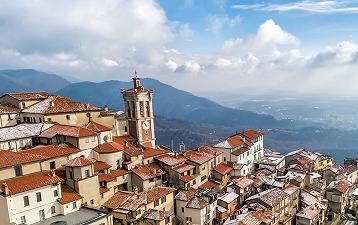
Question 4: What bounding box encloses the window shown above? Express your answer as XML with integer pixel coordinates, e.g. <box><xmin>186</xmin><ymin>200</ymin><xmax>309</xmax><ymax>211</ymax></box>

<box><xmin>139</xmin><ymin>101</ymin><xmax>144</xmax><ymax>117</ymax></box>
<box><xmin>91</xmin><ymin>136</ymin><xmax>96</xmax><ymax>142</ymax></box>
<box><xmin>90</xmin><ymin>199</ymin><xmax>94</xmax><ymax>205</ymax></box>
<box><xmin>50</xmin><ymin>161</ymin><xmax>56</xmax><ymax>169</ymax></box>
<box><xmin>136</xmin><ymin>209</ymin><xmax>141</xmax><ymax>216</ymax></box>
<box><xmin>7</xmin><ymin>114</ymin><xmax>11</xmax><ymax>120</ymax></box>
<box><xmin>51</xmin><ymin>206</ymin><xmax>56</xmax><ymax>214</ymax></box>
<box><xmin>19</xmin><ymin>140</ymin><xmax>24</xmax><ymax>147</ymax></box>
<box><xmin>20</xmin><ymin>216</ymin><xmax>26</xmax><ymax>224</ymax></box>
<box><xmin>181</xmin><ymin>207</ymin><xmax>184</xmax><ymax>213</ymax></box>
<box><xmin>8</xmin><ymin>142</ymin><xmax>13</xmax><ymax>149</ymax></box>
<box><xmin>14</xmin><ymin>165</ymin><xmax>23</xmax><ymax>176</ymax></box>
<box><xmin>85</xmin><ymin>169</ymin><xmax>90</xmax><ymax>177</ymax></box>
<box><xmin>202</xmin><ymin>166</ymin><xmax>205</xmax><ymax>171</ymax></box>
<box><xmin>146</xmin><ymin>101</ymin><xmax>150</xmax><ymax>117</ymax></box>
<box><xmin>23</xmin><ymin>196</ymin><xmax>29</xmax><ymax>207</ymax></box>
<box><xmin>161</xmin><ymin>196</ymin><xmax>166</xmax><ymax>203</ymax></box>
<box><xmin>39</xmin><ymin>209</ymin><xmax>45</xmax><ymax>221</ymax></box>
<box><xmin>124</xmin><ymin>126</ymin><xmax>128</xmax><ymax>132</ymax></box>
<box><xmin>201</xmin><ymin>175</ymin><xmax>207</xmax><ymax>181</ymax></box>
<box><xmin>66</xmin><ymin>115</ymin><xmax>70</xmax><ymax>120</ymax></box>
<box><xmin>186</xmin><ymin>217</ymin><xmax>192</xmax><ymax>222</ymax></box>
<box><xmin>73</xmin><ymin>201</ymin><xmax>77</xmax><ymax>209</ymax></box>
<box><xmin>154</xmin><ymin>199</ymin><xmax>159</xmax><ymax>207</ymax></box>
<box><xmin>69</xmin><ymin>171</ymin><xmax>73</xmax><ymax>179</ymax></box>
<box><xmin>149</xmin><ymin>178</ymin><xmax>154</xmax><ymax>183</ymax></box>
<box><xmin>54</xmin><ymin>190</ymin><xmax>58</xmax><ymax>197</ymax></box>
<box><xmin>193</xmin><ymin>180</ymin><xmax>196</xmax><ymax>185</ymax></box>
<box><xmin>85</xmin><ymin>137</ymin><xmax>89</xmax><ymax>143</ymax></box>
<box><xmin>21</xmin><ymin>102</ymin><xmax>26</xmax><ymax>108</ymax></box>
<box><xmin>47</xmin><ymin>118</ymin><xmax>52</xmax><ymax>121</ymax></box>
<box><xmin>36</xmin><ymin>192</ymin><xmax>42</xmax><ymax>202</ymax></box>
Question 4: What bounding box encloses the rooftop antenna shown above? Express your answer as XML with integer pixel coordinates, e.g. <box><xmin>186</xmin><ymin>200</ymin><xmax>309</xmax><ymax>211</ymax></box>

<box><xmin>134</xmin><ymin>70</ymin><xmax>138</xmax><ymax>78</ymax></box>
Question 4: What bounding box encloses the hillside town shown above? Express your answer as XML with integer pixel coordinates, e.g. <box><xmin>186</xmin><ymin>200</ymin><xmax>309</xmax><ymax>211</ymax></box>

<box><xmin>0</xmin><ymin>77</ymin><xmax>358</xmax><ymax>225</ymax></box>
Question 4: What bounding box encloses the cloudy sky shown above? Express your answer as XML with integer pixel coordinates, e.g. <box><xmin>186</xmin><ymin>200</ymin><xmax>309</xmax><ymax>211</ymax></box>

<box><xmin>1</xmin><ymin>0</ymin><xmax>358</xmax><ymax>98</ymax></box>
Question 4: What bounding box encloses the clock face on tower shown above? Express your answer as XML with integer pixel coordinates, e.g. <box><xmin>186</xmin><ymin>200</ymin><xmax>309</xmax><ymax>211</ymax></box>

<box><xmin>142</xmin><ymin>121</ymin><xmax>150</xmax><ymax>131</ymax></box>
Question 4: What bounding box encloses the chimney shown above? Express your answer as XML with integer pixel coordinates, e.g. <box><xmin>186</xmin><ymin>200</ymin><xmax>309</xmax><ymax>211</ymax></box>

<box><xmin>2</xmin><ymin>182</ymin><xmax>9</xmax><ymax>196</ymax></box>
<box><xmin>50</xmin><ymin>101</ymin><xmax>55</xmax><ymax>107</ymax></box>
<box><xmin>104</xmin><ymin>105</ymin><xmax>109</xmax><ymax>112</ymax></box>
<box><xmin>50</xmin><ymin>169</ymin><xmax>56</xmax><ymax>177</ymax></box>
<box><xmin>84</xmin><ymin>103</ymin><xmax>89</xmax><ymax>108</ymax></box>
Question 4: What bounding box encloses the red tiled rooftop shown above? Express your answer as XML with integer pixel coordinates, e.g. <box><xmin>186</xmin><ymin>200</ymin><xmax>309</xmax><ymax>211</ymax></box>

<box><xmin>0</xmin><ymin>150</ymin><xmax>46</xmax><ymax>169</ymax></box>
<box><xmin>110</xmin><ymin>169</ymin><xmax>130</xmax><ymax>178</ymax></box>
<box><xmin>93</xmin><ymin>142</ymin><xmax>124</xmax><ymax>153</ymax></box>
<box><xmin>6</xmin><ymin>92</ymin><xmax>49</xmax><ymax>101</ymax></box>
<box><xmin>0</xmin><ymin>103</ymin><xmax>19</xmax><ymax>113</ymax></box>
<box><xmin>24</xmin><ymin>143</ymin><xmax>80</xmax><ymax>159</ymax></box>
<box><xmin>99</xmin><ymin>173</ymin><xmax>115</xmax><ymax>182</ymax></box>
<box><xmin>172</xmin><ymin>163</ymin><xmax>195</xmax><ymax>174</ymax></box>
<box><xmin>100</xmin><ymin>187</ymin><xmax>110</xmax><ymax>194</ymax></box>
<box><xmin>198</xmin><ymin>180</ymin><xmax>216</xmax><ymax>190</ymax></box>
<box><xmin>183</xmin><ymin>146</ymin><xmax>217</xmax><ymax>164</ymax></box>
<box><xmin>214</xmin><ymin>163</ymin><xmax>233</xmax><ymax>175</ymax></box>
<box><xmin>175</xmin><ymin>188</ymin><xmax>197</xmax><ymax>201</ymax></box>
<box><xmin>113</xmin><ymin>135</ymin><xmax>136</xmax><ymax>145</ymax></box>
<box><xmin>132</xmin><ymin>163</ymin><xmax>166</xmax><ymax>180</ymax></box>
<box><xmin>155</xmin><ymin>154</ymin><xmax>186</xmax><ymax>166</ymax></box>
<box><xmin>180</xmin><ymin>175</ymin><xmax>194</xmax><ymax>183</ymax></box>
<box><xmin>58</xmin><ymin>184</ymin><xmax>82</xmax><ymax>205</ymax></box>
<box><xmin>93</xmin><ymin>161</ymin><xmax>112</xmax><ymax>172</ymax></box>
<box><xmin>243</xmin><ymin>130</ymin><xmax>264</xmax><ymax>140</ymax></box>
<box><xmin>39</xmin><ymin>124</ymin><xmax>96</xmax><ymax>138</ymax></box>
<box><xmin>0</xmin><ymin>171</ymin><xmax>63</xmax><ymax>196</ymax></box>
<box><xmin>143</xmin><ymin>147</ymin><xmax>168</xmax><ymax>159</ymax></box>
<box><xmin>231</xmin><ymin>146</ymin><xmax>250</xmax><ymax>156</ymax></box>
<box><xmin>83</xmin><ymin>121</ymin><xmax>112</xmax><ymax>132</ymax></box>
<box><xmin>22</xmin><ymin>95</ymin><xmax>100</xmax><ymax>114</ymax></box>
<box><xmin>103</xmin><ymin>190</ymin><xmax>134</xmax><ymax>209</ymax></box>
<box><xmin>62</xmin><ymin>157</ymin><xmax>95</xmax><ymax>167</ymax></box>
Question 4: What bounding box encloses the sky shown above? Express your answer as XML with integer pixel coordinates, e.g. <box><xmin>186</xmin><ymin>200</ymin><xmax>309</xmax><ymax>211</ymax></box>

<box><xmin>1</xmin><ymin>0</ymin><xmax>358</xmax><ymax>99</ymax></box>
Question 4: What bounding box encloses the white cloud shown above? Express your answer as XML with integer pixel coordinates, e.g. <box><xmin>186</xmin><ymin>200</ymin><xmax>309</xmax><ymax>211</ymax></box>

<box><xmin>208</xmin><ymin>14</ymin><xmax>241</xmax><ymax>34</ymax></box>
<box><xmin>101</xmin><ymin>58</ymin><xmax>119</xmax><ymax>67</ymax></box>
<box><xmin>175</xmin><ymin>61</ymin><xmax>201</xmax><ymax>73</ymax></box>
<box><xmin>232</xmin><ymin>1</ymin><xmax>358</xmax><ymax>14</ymax></box>
<box><xmin>223</xmin><ymin>19</ymin><xmax>298</xmax><ymax>51</ymax></box>
<box><xmin>165</xmin><ymin>59</ymin><xmax>178</xmax><ymax>72</ymax></box>
<box><xmin>179</xmin><ymin>23</ymin><xmax>194</xmax><ymax>41</ymax></box>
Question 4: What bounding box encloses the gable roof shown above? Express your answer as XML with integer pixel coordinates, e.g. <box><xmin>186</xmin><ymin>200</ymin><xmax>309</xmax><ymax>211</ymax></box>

<box><xmin>5</xmin><ymin>92</ymin><xmax>49</xmax><ymax>101</ymax></box>
<box><xmin>62</xmin><ymin>157</ymin><xmax>95</xmax><ymax>167</ymax></box>
<box><xmin>175</xmin><ymin>188</ymin><xmax>198</xmax><ymax>201</ymax></box>
<box><xmin>0</xmin><ymin>150</ymin><xmax>46</xmax><ymax>169</ymax></box>
<box><xmin>24</xmin><ymin>143</ymin><xmax>80</xmax><ymax>159</ymax></box>
<box><xmin>0</xmin><ymin>123</ymin><xmax>54</xmax><ymax>141</ymax></box>
<box><xmin>214</xmin><ymin>163</ymin><xmax>233</xmax><ymax>175</ymax></box>
<box><xmin>155</xmin><ymin>154</ymin><xmax>186</xmax><ymax>166</ymax></box>
<box><xmin>143</xmin><ymin>147</ymin><xmax>168</xmax><ymax>159</ymax></box>
<box><xmin>0</xmin><ymin>171</ymin><xmax>63</xmax><ymax>196</ymax></box>
<box><xmin>83</xmin><ymin>121</ymin><xmax>112</xmax><ymax>132</ymax></box>
<box><xmin>0</xmin><ymin>103</ymin><xmax>19</xmax><ymax>113</ymax></box>
<box><xmin>132</xmin><ymin>163</ymin><xmax>166</xmax><ymax>180</ymax></box>
<box><xmin>39</xmin><ymin>124</ymin><xmax>96</xmax><ymax>138</ymax></box>
<box><xmin>103</xmin><ymin>190</ymin><xmax>134</xmax><ymax>210</ymax></box>
<box><xmin>183</xmin><ymin>146</ymin><xmax>218</xmax><ymax>164</ymax></box>
<box><xmin>22</xmin><ymin>95</ymin><xmax>100</xmax><ymax>114</ymax></box>
<box><xmin>58</xmin><ymin>184</ymin><xmax>83</xmax><ymax>205</ymax></box>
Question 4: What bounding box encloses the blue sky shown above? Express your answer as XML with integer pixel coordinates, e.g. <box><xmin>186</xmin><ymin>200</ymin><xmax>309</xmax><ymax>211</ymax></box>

<box><xmin>0</xmin><ymin>0</ymin><xmax>358</xmax><ymax>98</ymax></box>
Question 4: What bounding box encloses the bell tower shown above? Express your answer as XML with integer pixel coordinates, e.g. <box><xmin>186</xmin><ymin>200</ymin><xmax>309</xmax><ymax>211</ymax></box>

<box><xmin>121</xmin><ymin>73</ymin><xmax>156</xmax><ymax>148</ymax></box>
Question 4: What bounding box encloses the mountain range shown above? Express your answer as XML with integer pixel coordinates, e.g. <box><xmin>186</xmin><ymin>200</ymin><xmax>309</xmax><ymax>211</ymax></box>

<box><xmin>0</xmin><ymin>69</ymin><xmax>357</xmax><ymax>162</ymax></box>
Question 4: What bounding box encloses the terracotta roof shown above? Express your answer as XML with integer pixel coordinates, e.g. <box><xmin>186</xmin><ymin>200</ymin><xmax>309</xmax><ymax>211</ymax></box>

<box><xmin>120</xmin><ymin>187</ymin><xmax>176</xmax><ymax>211</ymax></box>
<box><xmin>123</xmin><ymin>146</ymin><xmax>143</xmax><ymax>157</ymax></box>
<box><xmin>327</xmin><ymin>179</ymin><xmax>351</xmax><ymax>193</ymax></box>
<box><xmin>0</xmin><ymin>150</ymin><xmax>46</xmax><ymax>169</ymax></box>
<box><xmin>231</xmin><ymin>146</ymin><xmax>250</xmax><ymax>156</ymax></box>
<box><xmin>248</xmin><ymin>188</ymin><xmax>288</xmax><ymax>207</ymax></box>
<box><xmin>24</xmin><ymin>143</ymin><xmax>80</xmax><ymax>159</ymax></box>
<box><xmin>83</xmin><ymin>121</ymin><xmax>112</xmax><ymax>132</ymax></box>
<box><xmin>132</xmin><ymin>163</ymin><xmax>166</xmax><ymax>180</ymax></box>
<box><xmin>58</xmin><ymin>185</ymin><xmax>82</xmax><ymax>205</ymax></box>
<box><xmin>0</xmin><ymin>103</ymin><xmax>19</xmax><ymax>113</ymax></box>
<box><xmin>62</xmin><ymin>157</ymin><xmax>95</xmax><ymax>167</ymax></box>
<box><xmin>172</xmin><ymin>163</ymin><xmax>195</xmax><ymax>174</ymax></box>
<box><xmin>6</xmin><ymin>92</ymin><xmax>49</xmax><ymax>101</ymax></box>
<box><xmin>93</xmin><ymin>161</ymin><xmax>112</xmax><ymax>172</ymax></box>
<box><xmin>296</xmin><ymin>205</ymin><xmax>321</xmax><ymax>220</ymax></box>
<box><xmin>143</xmin><ymin>147</ymin><xmax>168</xmax><ymax>159</ymax></box>
<box><xmin>198</xmin><ymin>180</ymin><xmax>216</xmax><ymax>190</ymax></box>
<box><xmin>113</xmin><ymin>135</ymin><xmax>136</xmax><ymax>145</ymax></box>
<box><xmin>99</xmin><ymin>173</ymin><xmax>115</xmax><ymax>182</ymax></box>
<box><xmin>155</xmin><ymin>154</ymin><xmax>187</xmax><ymax>166</ymax></box>
<box><xmin>93</xmin><ymin>142</ymin><xmax>124</xmax><ymax>153</ymax></box>
<box><xmin>183</xmin><ymin>146</ymin><xmax>218</xmax><ymax>164</ymax></box>
<box><xmin>22</xmin><ymin>95</ymin><xmax>100</xmax><ymax>114</ymax></box>
<box><xmin>0</xmin><ymin>123</ymin><xmax>54</xmax><ymax>141</ymax></box>
<box><xmin>214</xmin><ymin>133</ymin><xmax>255</xmax><ymax>149</ymax></box>
<box><xmin>0</xmin><ymin>171</ymin><xmax>63</xmax><ymax>196</ymax></box>
<box><xmin>214</xmin><ymin>163</ymin><xmax>233</xmax><ymax>175</ymax></box>
<box><xmin>103</xmin><ymin>190</ymin><xmax>134</xmax><ymax>209</ymax></box>
<box><xmin>180</xmin><ymin>175</ymin><xmax>194</xmax><ymax>183</ymax></box>
<box><xmin>243</xmin><ymin>130</ymin><xmax>264</xmax><ymax>139</ymax></box>
<box><xmin>186</xmin><ymin>197</ymin><xmax>208</xmax><ymax>209</ymax></box>
<box><xmin>109</xmin><ymin>169</ymin><xmax>130</xmax><ymax>178</ymax></box>
<box><xmin>231</xmin><ymin>176</ymin><xmax>254</xmax><ymax>189</ymax></box>
<box><xmin>39</xmin><ymin>124</ymin><xmax>96</xmax><ymax>138</ymax></box>
<box><xmin>175</xmin><ymin>188</ymin><xmax>198</xmax><ymax>201</ymax></box>
<box><xmin>143</xmin><ymin>209</ymin><xmax>173</xmax><ymax>221</ymax></box>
